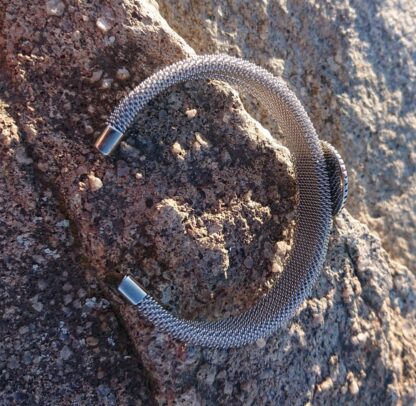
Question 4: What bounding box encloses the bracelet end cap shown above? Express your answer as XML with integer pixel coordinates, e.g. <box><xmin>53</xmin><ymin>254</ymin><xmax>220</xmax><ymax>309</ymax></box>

<box><xmin>118</xmin><ymin>275</ymin><xmax>147</xmax><ymax>305</ymax></box>
<box><xmin>94</xmin><ymin>125</ymin><xmax>124</xmax><ymax>156</ymax></box>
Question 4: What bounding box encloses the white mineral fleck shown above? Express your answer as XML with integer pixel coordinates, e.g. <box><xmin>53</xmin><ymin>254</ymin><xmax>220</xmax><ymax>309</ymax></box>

<box><xmin>96</xmin><ymin>17</ymin><xmax>113</xmax><ymax>33</ymax></box>
<box><xmin>72</xmin><ymin>30</ymin><xmax>81</xmax><ymax>41</ymax></box>
<box><xmin>349</xmin><ymin>378</ymin><xmax>359</xmax><ymax>395</ymax></box>
<box><xmin>46</xmin><ymin>0</ymin><xmax>65</xmax><ymax>16</ymax></box>
<box><xmin>318</xmin><ymin>377</ymin><xmax>333</xmax><ymax>392</ymax></box>
<box><xmin>101</xmin><ymin>78</ymin><xmax>113</xmax><ymax>89</ymax></box>
<box><xmin>185</xmin><ymin>108</ymin><xmax>197</xmax><ymax>119</ymax></box>
<box><xmin>195</xmin><ymin>132</ymin><xmax>209</xmax><ymax>147</ymax></box>
<box><xmin>88</xmin><ymin>174</ymin><xmax>103</xmax><ymax>192</ymax></box>
<box><xmin>116</xmin><ymin>67</ymin><xmax>130</xmax><ymax>81</ymax></box>
<box><xmin>172</xmin><ymin>141</ymin><xmax>186</xmax><ymax>158</ymax></box>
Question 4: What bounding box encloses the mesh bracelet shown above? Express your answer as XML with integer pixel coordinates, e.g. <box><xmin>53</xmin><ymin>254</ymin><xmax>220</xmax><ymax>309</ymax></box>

<box><xmin>94</xmin><ymin>54</ymin><xmax>348</xmax><ymax>348</ymax></box>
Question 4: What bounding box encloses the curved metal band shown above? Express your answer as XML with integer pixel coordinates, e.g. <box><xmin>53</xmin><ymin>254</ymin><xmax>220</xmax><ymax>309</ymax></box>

<box><xmin>96</xmin><ymin>54</ymin><xmax>333</xmax><ymax>348</ymax></box>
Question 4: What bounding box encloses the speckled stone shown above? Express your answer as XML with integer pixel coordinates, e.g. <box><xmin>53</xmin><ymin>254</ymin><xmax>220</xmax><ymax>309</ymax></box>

<box><xmin>158</xmin><ymin>0</ymin><xmax>416</xmax><ymax>273</ymax></box>
<box><xmin>1</xmin><ymin>0</ymin><xmax>416</xmax><ymax>405</ymax></box>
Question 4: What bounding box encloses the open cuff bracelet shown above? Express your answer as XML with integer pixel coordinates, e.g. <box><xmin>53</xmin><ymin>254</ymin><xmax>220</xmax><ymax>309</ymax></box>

<box><xmin>95</xmin><ymin>54</ymin><xmax>348</xmax><ymax>348</ymax></box>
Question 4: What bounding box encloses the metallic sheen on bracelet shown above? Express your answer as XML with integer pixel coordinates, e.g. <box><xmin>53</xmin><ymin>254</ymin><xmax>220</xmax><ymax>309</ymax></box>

<box><xmin>94</xmin><ymin>54</ymin><xmax>348</xmax><ymax>348</ymax></box>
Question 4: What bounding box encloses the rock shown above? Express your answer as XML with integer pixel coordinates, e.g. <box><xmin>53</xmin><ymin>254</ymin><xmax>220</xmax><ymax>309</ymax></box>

<box><xmin>1</xmin><ymin>0</ymin><xmax>415</xmax><ymax>405</ymax></box>
<box><xmin>88</xmin><ymin>174</ymin><xmax>103</xmax><ymax>192</ymax></box>
<box><xmin>185</xmin><ymin>108</ymin><xmax>197</xmax><ymax>119</ymax></box>
<box><xmin>171</xmin><ymin>141</ymin><xmax>186</xmax><ymax>158</ymax></box>
<box><xmin>157</xmin><ymin>0</ymin><xmax>416</xmax><ymax>272</ymax></box>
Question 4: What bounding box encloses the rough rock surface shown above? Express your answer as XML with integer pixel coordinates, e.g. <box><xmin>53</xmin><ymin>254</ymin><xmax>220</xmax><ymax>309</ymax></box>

<box><xmin>1</xmin><ymin>0</ymin><xmax>415</xmax><ymax>405</ymax></box>
<box><xmin>158</xmin><ymin>0</ymin><xmax>416</xmax><ymax>272</ymax></box>
<box><xmin>0</xmin><ymin>100</ymin><xmax>153</xmax><ymax>404</ymax></box>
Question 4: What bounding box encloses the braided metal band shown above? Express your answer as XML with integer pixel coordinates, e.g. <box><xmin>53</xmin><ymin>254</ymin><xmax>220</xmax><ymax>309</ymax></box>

<box><xmin>95</xmin><ymin>54</ymin><xmax>348</xmax><ymax>348</ymax></box>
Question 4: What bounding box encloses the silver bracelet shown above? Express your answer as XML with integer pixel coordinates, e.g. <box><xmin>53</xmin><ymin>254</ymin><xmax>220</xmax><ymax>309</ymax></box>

<box><xmin>95</xmin><ymin>54</ymin><xmax>348</xmax><ymax>348</ymax></box>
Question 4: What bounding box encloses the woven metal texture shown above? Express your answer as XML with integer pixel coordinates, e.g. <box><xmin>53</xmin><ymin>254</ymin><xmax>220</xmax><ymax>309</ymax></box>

<box><xmin>108</xmin><ymin>54</ymin><xmax>334</xmax><ymax>348</ymax></box>
<box><xmin>321</xmin><ymin>141</ymin><xmax>349</xmax><ymax>216</ymax></box>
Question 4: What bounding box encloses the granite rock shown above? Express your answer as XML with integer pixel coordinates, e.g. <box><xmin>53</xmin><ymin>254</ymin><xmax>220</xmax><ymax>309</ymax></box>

<box><xmin>1</xmin><ymin>0</ymin><xmax>415</xmax><ymax>404</ymax></box>
<box><xmin>0</xmin><ymin>100</ymin><xmax>152</xmax><ymax>404</ymax></box>
<box><xmin>158</xmin><ymin>0</ymin><xmax>416</xmax><ymax>272</ymax></box>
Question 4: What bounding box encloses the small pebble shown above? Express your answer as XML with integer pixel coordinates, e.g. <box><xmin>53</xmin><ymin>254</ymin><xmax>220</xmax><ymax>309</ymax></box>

<box><xmin>96</xmin><ymin>17</ymin><xmax>113</xmax><ymax>33</ymax></box>
<box><xmin>88</xmin><ymin>174</ymin><xmax>103</xmax><ymax>192</ymax></box>
<box><xmin>116</xmin><ymin>67</ymin><xmax>130</xmax><ymax>81</ymax></box>
<box><xmin>185</xmin><ymin>108</ymin><xmax>197</xmax><ymax>119</ymax></box>
<box><xmin>46</xmin><ymin>0</ymin><xmax>65</xmax><ymax>16</ymax></box>
<box><xmin>172</xmin><ymin>141</ymin><xmax>186</xmax><ymax>158</ymax></box>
